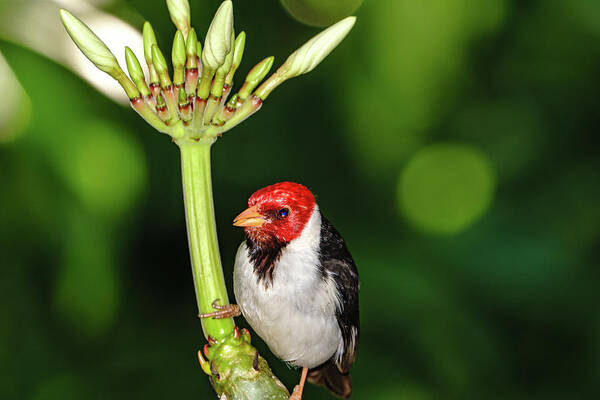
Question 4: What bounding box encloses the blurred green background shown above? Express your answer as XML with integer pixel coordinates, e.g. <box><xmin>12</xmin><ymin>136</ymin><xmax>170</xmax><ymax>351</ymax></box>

<box><xmin>1</xmin><ymin>0</ymin><xmax>600</xmax><ymax>399</ymax></box>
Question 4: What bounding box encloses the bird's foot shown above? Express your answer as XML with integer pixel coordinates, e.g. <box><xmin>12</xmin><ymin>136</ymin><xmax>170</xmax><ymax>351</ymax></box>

<box><xmin>288</xmin><ymin>384</ymin><xmax>303</xmax><ymax>400</ymax></box>
<box><xmin>198</xmin><ymin>299</ymin><xmax>241</xmax><ymax>319</ymax></box>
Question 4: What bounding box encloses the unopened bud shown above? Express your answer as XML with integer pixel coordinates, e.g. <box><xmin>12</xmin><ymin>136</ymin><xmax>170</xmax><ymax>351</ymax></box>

<box><xmin>185</xmin><ymin>28</ymin><xmax>198</xmax><ymax>70</ymax></box>
<box><xmin>125</xmin><ymin>47</ymin><xmax>150</xmax><ymax>97</ymax></box>
<box><xmin>172</xmin><ymin>31</ymin><xmax>186</xmax><ymax>68</ymax></box>
<box><xmin>143</xmin><ymin>21</ymin><xmax>160</xmax><ymax>84</ymax></box>
<box><xmin>172</xmin><ymin>31</ymin><xmax>186</xmax><ymax>85</ymax></box>
<box><xmin>59</xmin><ymin>9</ymin><xmax>120</xmax><ymax>77</ymax></box>
<box><xmin>59</xmin><ymin>9</ymin><xmax>139</xmax><ymax>99</ymax></box>
<box><xmin>239</xmin><ymin>56</ymin><xmax>274</xmax><ymax>101</ymax></box>
<box><xmin>152</xmin><ymin>45</ymin><xmax>172</xmax><ymax>88</ymax></box>
<box><xmin>281</xmin><ymin>16</ymin><xmax>355</xmax><ymax>78</ymax></box>
<box><xmin>225</xmin><ymin>31</ymin><xmax>246</xmax><ymax>85</ymax></box>
<box><xmin>166</xmin><ymin>0</ymin><xmax>191</xmax><ymax>38</ymax></box>
<box><xmin>255</xmin><ymin>16</ymin><xmax>356</xmax><ymax>99</ymax></box>
<box><xmin>202</xmin><ymin>0</ymin><xmax>234</xmax><ymax>71</ymax></box>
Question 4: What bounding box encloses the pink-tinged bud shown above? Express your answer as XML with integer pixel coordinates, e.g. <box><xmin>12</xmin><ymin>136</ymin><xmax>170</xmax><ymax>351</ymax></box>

<box><xmin>185</xmin><ymin>68</ymin><xmax>199</xmax><ymax>95</ymax></box>
<box><xmin>172</xmin><ymin>30</ymin><xmax>186</xmax><ymax>85</ymax></box>
<box><xmin>185</xmin><ymin>28</ymin><xmax>198</xmax><ymax>70</ymax></box>
<box><xmin>142</xmin><ymin>21</ymin><xmax>160</xmax><ymax>85</ymax></box>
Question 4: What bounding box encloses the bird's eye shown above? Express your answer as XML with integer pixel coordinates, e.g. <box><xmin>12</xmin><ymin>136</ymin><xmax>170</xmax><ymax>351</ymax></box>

<box><xmin>277</xmin><ymin>208</ymin><xmax>289</xmax><ymax>219</ymax></box>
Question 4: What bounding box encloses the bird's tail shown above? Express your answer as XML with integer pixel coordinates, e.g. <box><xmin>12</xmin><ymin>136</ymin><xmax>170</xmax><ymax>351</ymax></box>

<box><xmin>308</xmin><ymin>361</ymin><xmax>352</xmax><ymax>398</ymax></box>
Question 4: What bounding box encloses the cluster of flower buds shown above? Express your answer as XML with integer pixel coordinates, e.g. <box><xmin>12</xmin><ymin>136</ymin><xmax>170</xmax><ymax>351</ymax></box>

<box><xmin>59</xmin><ymin>0</ymin><xmax>355</xmax><ymax>143</ymax></box>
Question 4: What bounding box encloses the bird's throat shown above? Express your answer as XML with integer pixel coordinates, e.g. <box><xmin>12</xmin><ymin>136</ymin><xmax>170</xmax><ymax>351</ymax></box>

<box><xmin>245</xmin><ymin>236</ymin><xmax>287</xmax><ymax>288</ymax></box>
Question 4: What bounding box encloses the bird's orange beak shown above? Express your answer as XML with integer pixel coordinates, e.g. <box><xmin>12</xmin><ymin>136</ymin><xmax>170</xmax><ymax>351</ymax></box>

<box><xmin>233</xmin><ymin>205</ymin><xmax>265</xmax><ymax>227</ymax></box>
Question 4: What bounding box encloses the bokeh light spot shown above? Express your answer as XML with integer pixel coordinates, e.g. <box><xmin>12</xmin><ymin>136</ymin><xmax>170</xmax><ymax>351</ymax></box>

<box><xmin>59</xmin><ymin>120</ymin><xmax>146</xmax><ymax>220</ymax></box>
<box><xmin>280</xmin><ymin>0</ymin><xmax>363</xmax><ymax>27</ymax></box>
<box><xmin>399</xmin><ymin>143</ymin><xmax>496</xmax><ymax>235</ymax></box>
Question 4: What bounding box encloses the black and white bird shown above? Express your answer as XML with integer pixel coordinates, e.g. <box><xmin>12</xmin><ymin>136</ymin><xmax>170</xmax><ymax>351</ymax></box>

<box><xmin>203</xmin><ymin>182</ymin><xmax>359</xmax><ymax>399</ymax></box>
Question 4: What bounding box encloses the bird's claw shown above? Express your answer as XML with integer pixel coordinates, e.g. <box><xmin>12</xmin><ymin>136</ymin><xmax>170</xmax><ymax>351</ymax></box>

<box><xmin>198</xmin><ymin>299</ymin><xmax>242</xmax><ymax>319</ymax></box>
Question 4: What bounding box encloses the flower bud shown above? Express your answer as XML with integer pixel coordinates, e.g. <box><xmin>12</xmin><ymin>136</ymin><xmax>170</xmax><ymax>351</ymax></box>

<box><xmin>143</xmin><ymin>21</ymin><xmax>160</xmax><ymax>84</ymax></box>
<box><xmin>185</xmin><ymin>28</ymin><xmax>198</xmax><ymax>70</ymax></box>
<box><xmin>59</xmin><ymin>9</ymin><xmax>120</xmax><ymax>77</ymax></box>
<box><xmin>166</xmin><ymin>0</ymin><xmax>191</xmax><ymax>37</ymax></box>
<box><xmin>151</xmin><ymin>44</ymin><xmax>172</xmax><ymax>88</ymax></box>
<box><xmin>225</xmin><ymin>32</ymin><xmax>246</xmax><ymax>85</ymax></box>
<box><xmin>281</xmin><ymin>16</ymin><xmax>355</xmax><ymax>78</ymax></box>
<box><xmin>172</xmin><ymin>31</ymin><xmax>186</xmax><ymax>85</ymax></box>
<box><xmin>202</xmin><ymin>0</ymin><xmax>234</xmax><ymax>71</ymax></box>
<box><xmin>239</xmin><ymin>56</ymin><xmax>274</xmax><ymax>101</ymax></box>
<box><xmin>255</xmin><ymin>16</ymin><xmax>356</xmax><ymax>99</ymax></box>
<box><xmin>59</xmin><ymin>9</ymin><xmax>139</xmax><ymax>99</ymax></box>
<box><xmin>125</xmin><ymin>47</ymin><xmax>150</xmax><ymax>97</ymax></box>
<box><xmin>172</xmin><ymin>31</ymin><xmax>187</xmax><ymax>68</ymax></box>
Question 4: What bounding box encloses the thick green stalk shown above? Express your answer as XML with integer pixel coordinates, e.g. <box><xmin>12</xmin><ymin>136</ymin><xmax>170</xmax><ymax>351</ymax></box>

<box><xmin>179</xmin><ymin>141</ymin><xmax>234</xmax><ymax>339</ymax></box>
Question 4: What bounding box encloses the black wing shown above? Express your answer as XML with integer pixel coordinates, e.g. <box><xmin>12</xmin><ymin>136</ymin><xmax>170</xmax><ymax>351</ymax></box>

<box><xmin>318</xmin><ymin>212</ymin><xmax>360</xmax><ymax>373</ymax></box>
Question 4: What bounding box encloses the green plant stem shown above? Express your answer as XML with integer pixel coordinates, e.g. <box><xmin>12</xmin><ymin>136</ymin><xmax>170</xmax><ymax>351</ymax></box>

<box><xmin>179</xmin><ymin>140</ymin><xmax>234</xmax><ymax>340</ymax></box>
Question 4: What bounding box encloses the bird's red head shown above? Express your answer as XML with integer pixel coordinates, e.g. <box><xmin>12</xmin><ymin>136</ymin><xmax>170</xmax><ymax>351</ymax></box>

<box><xmin>233</xmin><ymin>182</ymin><xmax>316</xmax><ymax>245</ymax></box>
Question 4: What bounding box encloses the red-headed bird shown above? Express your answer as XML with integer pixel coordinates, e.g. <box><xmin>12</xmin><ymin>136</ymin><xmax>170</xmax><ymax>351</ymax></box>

<box><xmin>202</xmin><ymin>182</ymin><xmax>359</xmax><ymax>399</ymax></box>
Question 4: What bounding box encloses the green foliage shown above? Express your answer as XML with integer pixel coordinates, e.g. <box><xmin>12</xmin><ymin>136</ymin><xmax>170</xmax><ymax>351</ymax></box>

<box><xmin>399</xmin><ymin>143</ymin><xmax>495</xmax><ymax>234</ymax></box>
<box><xmin>54</xmin><ymin>121</ymin><xmax>146</xmax><ymax>220</ymax></box>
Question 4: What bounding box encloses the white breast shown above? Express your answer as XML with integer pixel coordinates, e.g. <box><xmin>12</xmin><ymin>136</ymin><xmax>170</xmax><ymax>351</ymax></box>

<box><xmin>233</xmin><ymin>206</ymin><xmax>342</xmax><ymax>368</ymax></box>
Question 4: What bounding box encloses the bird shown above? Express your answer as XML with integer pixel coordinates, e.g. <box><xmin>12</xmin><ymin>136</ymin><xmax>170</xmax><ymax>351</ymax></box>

<box><xmin>200</xmin><ymin>181</ymin><xmax>360</xmax><ymax>399</ymax></box>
